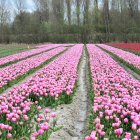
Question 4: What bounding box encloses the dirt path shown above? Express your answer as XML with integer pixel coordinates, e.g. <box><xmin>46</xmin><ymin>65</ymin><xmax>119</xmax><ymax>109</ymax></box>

<box><xmin>49</xmin><ymin>47</ymin><xmax>89</xmax><ymax>140</ymax></box>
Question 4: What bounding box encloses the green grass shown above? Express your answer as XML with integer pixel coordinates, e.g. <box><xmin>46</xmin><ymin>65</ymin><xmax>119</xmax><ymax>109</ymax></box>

<box><xmin>0</xmin><ymin>43</ymin><xmax>35</xmax><ymax>58</ymax></box>
<box><xmin>85</xmin><ymin>46</ymin><xmax>95</xmax><ymax>136</ymax></box>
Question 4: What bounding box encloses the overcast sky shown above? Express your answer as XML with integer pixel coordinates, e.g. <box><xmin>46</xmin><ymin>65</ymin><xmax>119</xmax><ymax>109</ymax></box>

<box><xmin>8</xmin><ymin>0</ymin><xmax>36</xmax><ymax>13</ymax></box>
<box><xmin>6</xmin><ymin>0</ymin><xmax>35</xmax><ymax>21</ymax></box>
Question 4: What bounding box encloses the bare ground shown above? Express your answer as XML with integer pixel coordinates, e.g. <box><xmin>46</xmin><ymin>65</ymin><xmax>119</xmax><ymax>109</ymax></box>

<box><xmin>49</xmin><ymin>47</ymin><xmax>89</xmax><ymax>140</ymax></box>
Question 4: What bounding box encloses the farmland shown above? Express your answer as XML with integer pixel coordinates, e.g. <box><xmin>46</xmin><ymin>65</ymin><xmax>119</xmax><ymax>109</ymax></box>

<box><xmin>0</xmin><ymin>44</ymin><xmax>35</xmax><ymax>58</ymax></box>
<box><xmin>0</xmin><ymin>43</ymin><xmax>139</xmax><ymax>140</ymax></box>
<box><xmin>107</xmin><ymin>43</ymin><xmax>140</xmax><ymax>56</ymax></box>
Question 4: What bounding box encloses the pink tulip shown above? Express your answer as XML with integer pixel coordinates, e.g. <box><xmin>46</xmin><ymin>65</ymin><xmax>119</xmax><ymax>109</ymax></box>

<box><xmin>134</xmin><ymin>136</ymin><xmax>138</xmax><ymax>140</ymax></box>
<box><xmin>114</xmin><ymin>128</ymin><xmax>123</xmax><ymax>136</ymax></box>
<box><xmin>45</xmin><ymin>108</ymin><xmax>51</xmax><ymax>114</ymax></box>
<box><xmin>38</xmin><ymin>129</ymin><xmax>44</xmax><ymax>135</ymax></box>
<box><xmin>37</xmin><ymin>106</ymin><xmax>41</xmax><ymax>111</ymax></box>
<box><xmin>7</xmin><ymin>133</ymin><xmax>12</xmax><ymax>138</ymax></box>
<box><xmin>51</xmin><ymin>112</ymin><xmax>57</xmax><ymax>118</ymax></box>
<box><xmin>0</xmin><ymin>44</ymin><xmax>62</xmax><ymax>66</ymax></box>
<box><xmin>46</xmin><ymin>117</ymin><xmax>50</xmax><ymax>121</ymax></box>
<box><xmin>125</xmin><ymin>132</ymin><xmax>131</xmax><ymax>139</ymax></box>
<box><xmin>132</xmin><ymin>123</ymin><xmax>137</xmax><ymax>130</ymax></box>
<box><xmin>124</xmin><ymin>118</ymin><xmax>129</xmax><ymax>123</ymax></box>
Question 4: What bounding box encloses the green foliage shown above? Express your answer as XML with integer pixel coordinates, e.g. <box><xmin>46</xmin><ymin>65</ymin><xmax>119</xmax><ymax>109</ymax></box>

<box><xmin>1</xmin><ymin>0</ymin><xmax>140</xmax><ymax>43</ymax></box>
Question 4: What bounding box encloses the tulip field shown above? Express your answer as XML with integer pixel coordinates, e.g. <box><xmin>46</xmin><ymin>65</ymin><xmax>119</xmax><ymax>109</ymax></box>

<box><xmin>108</xmin><ymin>43</ymin><xmax>140</xmax><ymax>52</ymax></box>
<box><xmin>86</xmin><ymin>45</ymin><xmax>140</xmax><ymax>140</ymax></box>
<box><xmin>0</xmin><ymin>43</ymin><xmax>139</xmax><ymax>140</ymax></box>
<box><xmin>0</xmin><ymin>44</ymin><xmax>63</xmax><ymax>67</ymax></box>
<box><xmin>0</xmin><ymin>44</ymin><xmax>35</xmax><ymax>58</ymax></box>
<box><xmin>0</xmin><ymin>47</ymin><xmax>66</xmax><ymax>93</ymax></box>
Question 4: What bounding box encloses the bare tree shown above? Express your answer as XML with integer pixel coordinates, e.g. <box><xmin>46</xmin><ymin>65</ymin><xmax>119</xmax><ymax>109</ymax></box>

<box><xmin>34</xmin><ymin>0</ymin><xmax>49</xmax><ymax>23</ymax></box>
<box><xmin>66</xmin><ymin>0</ymin><xmax>71</xmax><ymax>25</ymax></box>
<box><xmin>127</xmin><ymin>0</ymin><xmax>139</xmax><ymax>20</ymax></box>
<box><xmin>0</xmin><ymin>0</ymin><xmax>10</xmax><ymax>25</ymax></box>
<box><xmin>83</xmin><ymin>0</ymin><xmax>90</xmax><ymax>25</ymax></box>
<box><xmin>111</xmin><ymin>0</ymin><xmax>117</xmax><ymax>10</ymax></box>
<box><xmin>93</xmin><ymin>0</ymin><xmax>99</xmax><ymax>29</ymax></box>
<box><xmin>76</xmin><ymin>0</ymin><xmax>81</xmax><ymax>26</ymax></box>
<box><xmin>13</xmin><ymin>0</ymin><xmax>27</xmax><ymax>35</ymax></box>
<box><xmin>82</xmin><ymin>0</ymin><xmax>90</xmax><ymax>42</ymax></box>
<box><xmin>52</xmin><ymin>0</ymin><xmax>64</xmax><ymax>25</ymax></box>
<box><xmin>15</xmin><ymin>0</ymin><xmax>26</xmax><ymax>14</ymax></box>
<box><xmin>103</xmin><ymin>0</ymin><xmax>110</xmax><ymax>41</ymax></box>
<box><xmin>0</xmin><ymin>0</ymin><xmax>10</xmax><ymax>42</ymax></box>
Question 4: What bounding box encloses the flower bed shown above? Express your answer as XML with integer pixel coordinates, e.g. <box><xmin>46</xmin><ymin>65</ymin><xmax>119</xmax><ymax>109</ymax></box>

<box><xmin>98</xmin><ymin>44</ymin><xmax>140</xmax><ymax>70</ymax></box>
<box><xmin>86</xmin><ymin>44</ymin><xmax>140</xmax><ymax>140</ymax></box>
<box><xmin>0</xmin><ymin>44</ymin><xmax>83</xmax><ymax>139</ymax></box>
<box><xmin>108</xmin><ymin>43</ymin><xmax>140</xmax><ymax>52</ymax></box>
<box><xmin>0</xmin><ymin>44</ymin><xmax>62</xmax><ymax>67</ymax></box>
<box><xmin>0</xmin><ymin>47</ymin><xmax>66</xmax><ymax>93</ymax></box>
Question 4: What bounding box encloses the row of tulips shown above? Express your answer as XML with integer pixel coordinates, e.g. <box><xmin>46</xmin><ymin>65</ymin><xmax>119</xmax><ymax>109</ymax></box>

<box><xmin>85</xmin><ymin>44</ymin><xmax>140</xmax><ymax>140</ymax></box>
<box><xmin>35</xmin><ymin>44</ymin><xmax>74</xmax><ymax>48</ymax></box>
<box><xmin>107</xmin><ymin>43</ymin><xmax>140</xmax><ymax>52</ymax></box>
<box><xmin>0</xmin><ymin>44</ymin><xmax>63</xmax><ymax>67</ymax></box>
<box><xmin>98</xmin><ymin>44</ymin><xmax>140</xmax><ymax>70</ymax></box>
<box><xmin>0</xmin><ymin>47</ymin><xmax>66</xmax><ymax>92</ymax></box>
<box><xmin>0</xmin><ymin>44</ymin><xmax>83</xmax><ymax>139</ymax></box>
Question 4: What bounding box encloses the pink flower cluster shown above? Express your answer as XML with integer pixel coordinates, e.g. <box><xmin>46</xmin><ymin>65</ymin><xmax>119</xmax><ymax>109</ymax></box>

<box><xmin>31</xmin><ymin>108</ymin><xmax>57</xmax><ymax>140</ymax></box>
<box><xmin>86</xmin><ymin>44</ymin><xmax>140</xmax><ymax>139</ymax></box>
<box><xmin>107</xmin><ymin>42</ymin><xmax>140</xmax><ymax>52</ymax></box>
<box><xmin>22</xmin><ymin>44</ymin><xmax>83</xmax><ymax>97</ymax></box>
<box><xmin>35</xmin><ymin>43</ymin><xmax>74</xmax><ymax>48</ymax></box>
<box><xmin>0</xmin><ymin>44</ymin><xmax>83</xmax><ymax>138</ymax></box>
<box><xmin>98</xmin><ymin>44</ymin><xmax>140</xmax><ymax>70</ymax></box>
<box><xmin>0</xmin><ymin>47</ymin><xmax>65</xmax><ymax>88</ymax></box>
<box><xmin>0</xmin><ymin>44</ymin><xmax>61</xmax><ymax>66</ymax></box>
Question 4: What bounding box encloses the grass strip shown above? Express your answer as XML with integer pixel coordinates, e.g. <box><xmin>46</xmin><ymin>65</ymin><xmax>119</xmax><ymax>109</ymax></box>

<box><xmin>85</xmin><ymin>45</ymin><xmax>95</xmax><ymax>136</ymax></box>
<box><xmin>0</xmin><ymin>48</ymin><xmax>32</xmax><ymax>58</ymax></box>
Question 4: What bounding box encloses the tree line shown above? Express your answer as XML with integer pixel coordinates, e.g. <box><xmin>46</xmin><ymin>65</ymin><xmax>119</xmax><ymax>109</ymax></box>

<box><xmin>0</xmin><ymin>0</ymin><xmax>140</xmax><ymax>44</ymax></box>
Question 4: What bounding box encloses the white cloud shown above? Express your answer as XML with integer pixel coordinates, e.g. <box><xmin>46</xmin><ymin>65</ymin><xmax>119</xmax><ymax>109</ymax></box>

<box><xmin>26</xmin><ymin>0</ymin><xmax>35</xmax><ymax>12</ymax></box>
<box><xmin>8</xmin><ymin>0</ymin><xmax>35</xmax><ymax>12</ymax></box>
